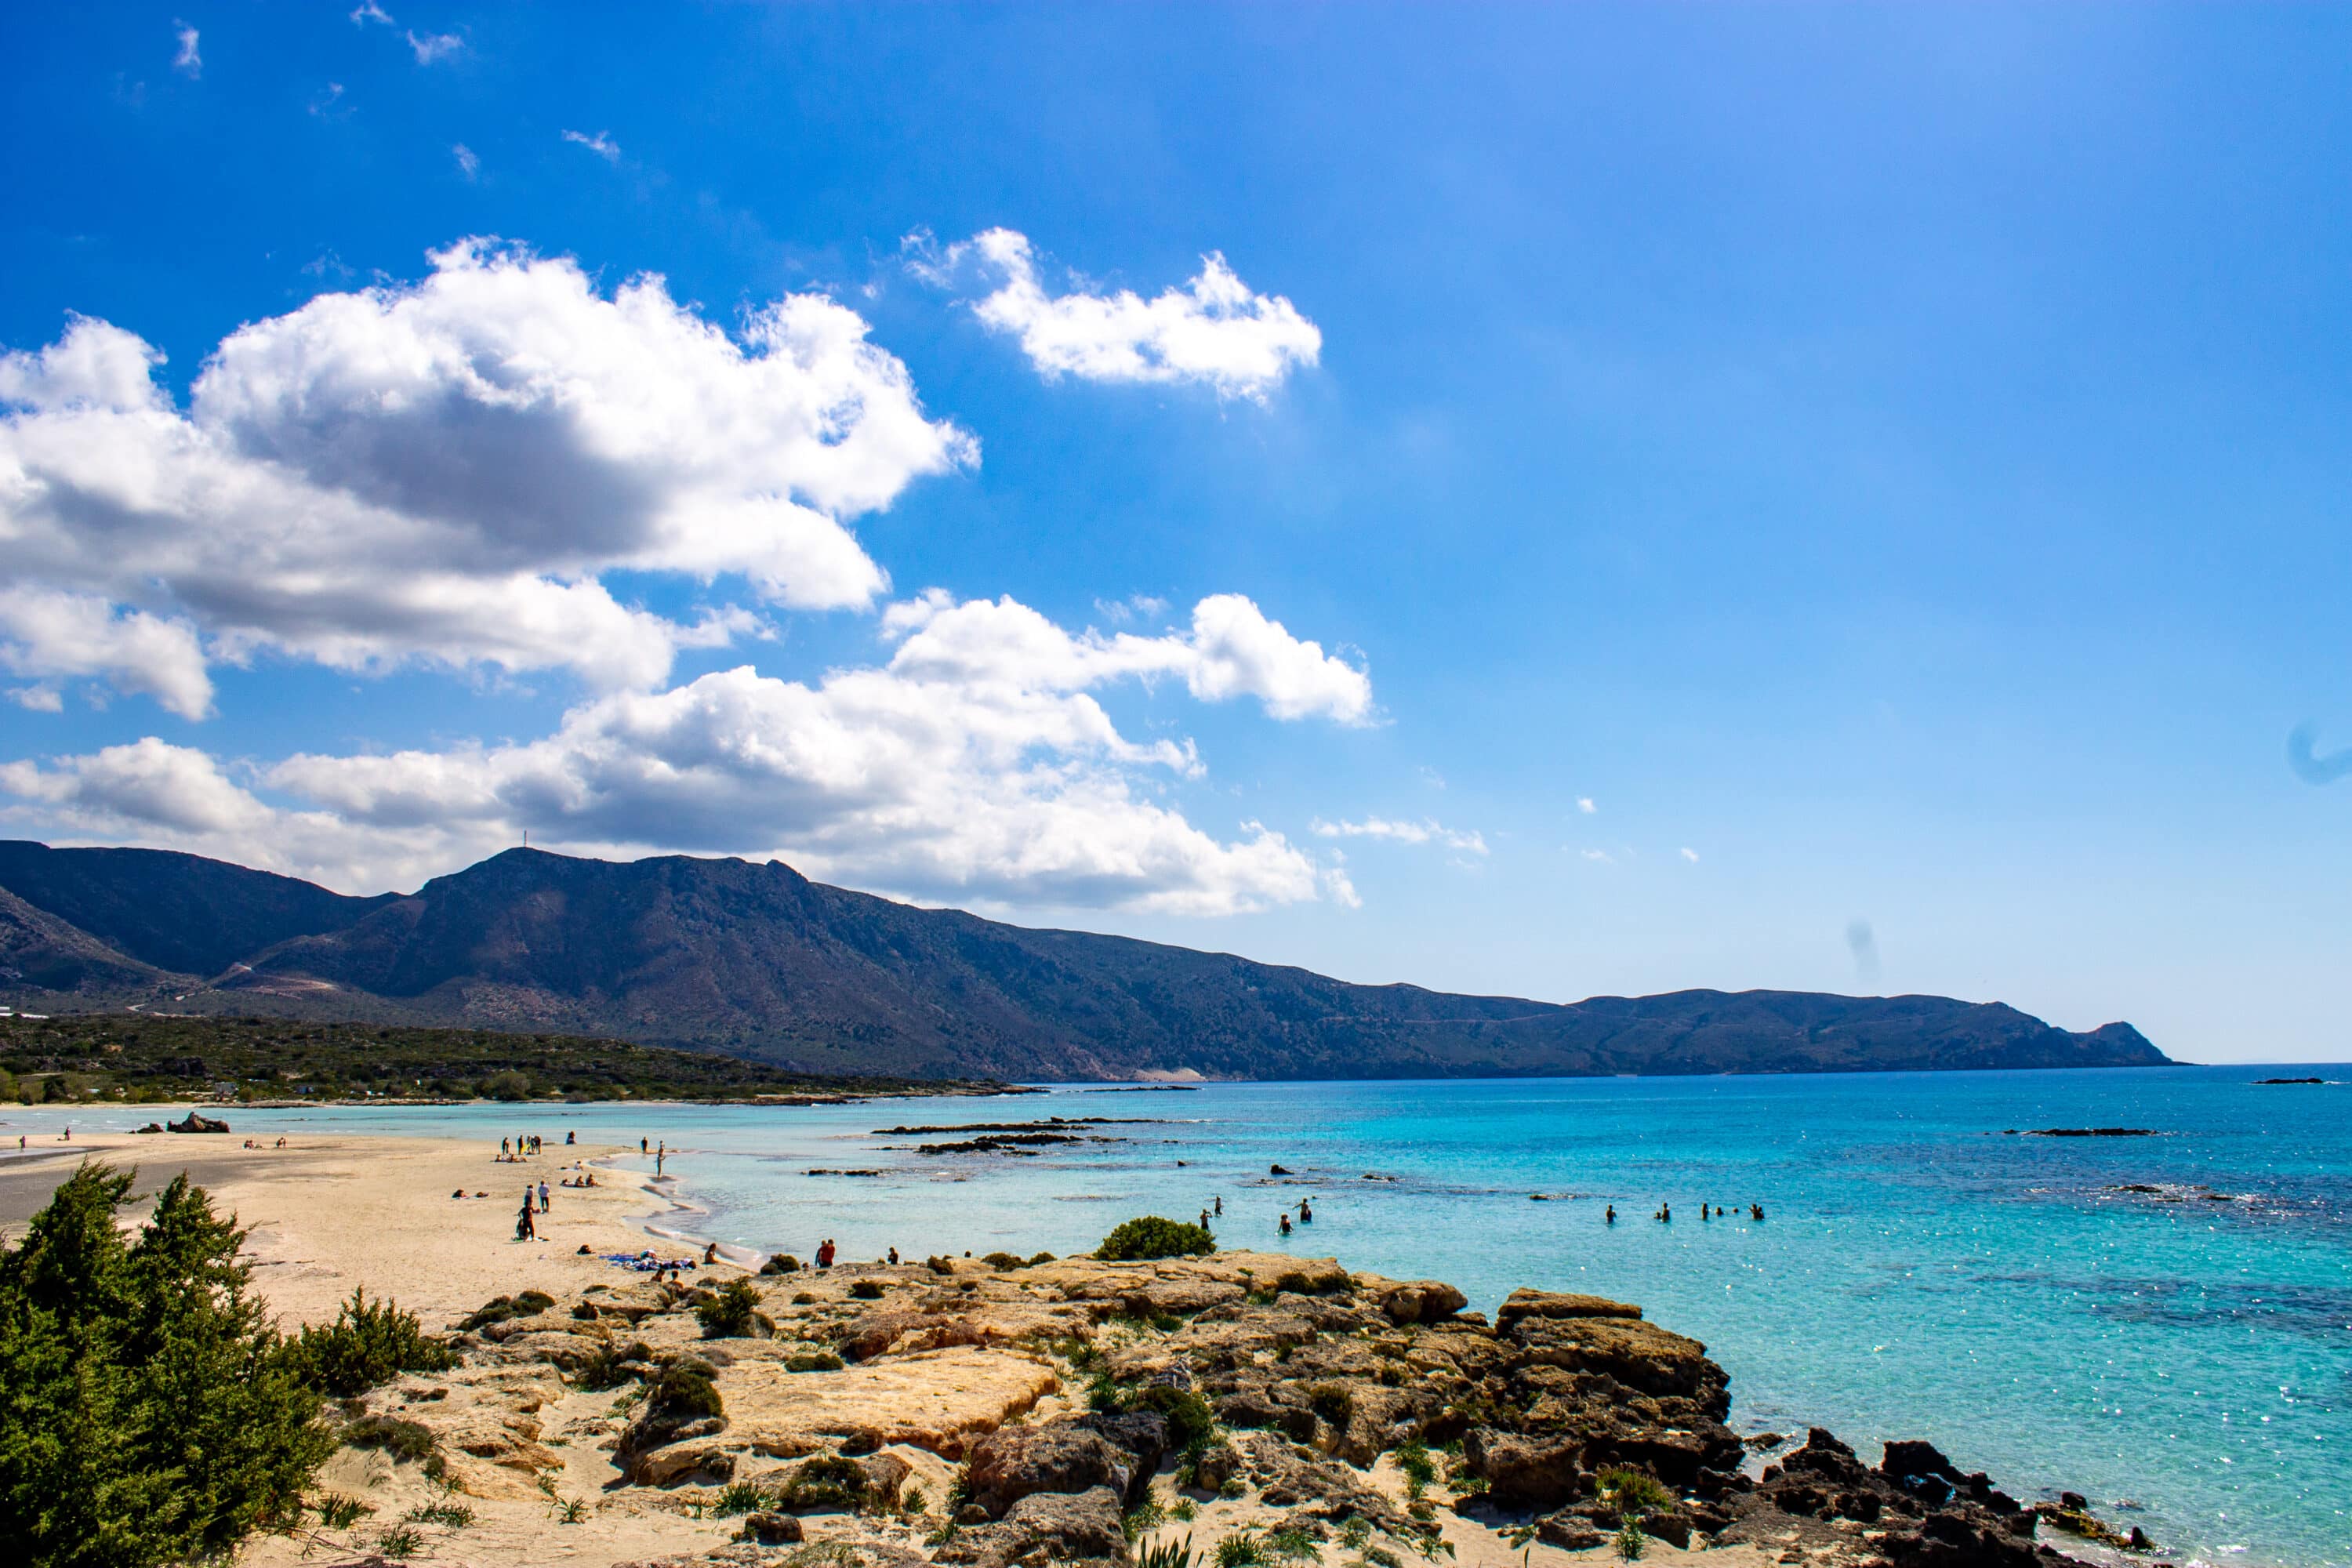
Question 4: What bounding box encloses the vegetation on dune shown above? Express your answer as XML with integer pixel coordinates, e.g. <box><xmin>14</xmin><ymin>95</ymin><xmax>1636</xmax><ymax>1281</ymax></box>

<box><xmin>695</xmin><ymin>1276</ymin><xmax>765</xmax><ymax>1338</ymax></box>
<box><xmin>0</xmin><ymin>1013</ymin><xmax>1002</xmax><ymax>1106</ymax></box>
<box><xmin>285</xmin><ymin>1287</ymin><xmax>458</xmax><ymax>1396</ymax></box>
<box><xmin>1096</xmin><ymin>1215</ymin><xmax>1216</xmax><ymax>1261</ymax></box>
<box><xmin>0</xmin><ymin>1161</ymin><xmax>332</xmax><ymax>1568</ymax></box>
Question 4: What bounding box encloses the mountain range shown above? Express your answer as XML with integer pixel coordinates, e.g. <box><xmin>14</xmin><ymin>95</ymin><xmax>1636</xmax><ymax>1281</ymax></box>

<box><xmin>0</xmin><ymin>840</ymin><xmax>2170</xmax><ymax>1080</ymax></box>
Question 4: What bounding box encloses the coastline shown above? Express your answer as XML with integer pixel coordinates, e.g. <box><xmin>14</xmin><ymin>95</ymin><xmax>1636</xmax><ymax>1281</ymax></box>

<box><xmin>0</xmin><ymin>1125</ymin><xmax>735</xmax><ymax>1329</ymax></box>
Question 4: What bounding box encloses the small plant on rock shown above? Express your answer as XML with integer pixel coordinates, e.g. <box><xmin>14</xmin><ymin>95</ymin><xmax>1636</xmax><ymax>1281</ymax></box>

<box><xmin>316</xmin><ymin>1494</ymin><xmax>373</xmax><ymax>1530</ymax></box>
<box><xmin>1265</xmin><ymin>1523</ymin><xmax>1323</xmax><ymax>1563</ymax></box>
<box><xmin>848</xmin><ymin>1279</ymin><xmax>885</xmax><ymax>1300</ymax></box>
<box><xmin>1216</xmin><ymin>1532</ymin><xmax>1266</xmax><ymax>1568</ymax></box>
<box><xmin>375</xmin><ymin>1523</ymin><xmax>426</xmax><ymax>1559</ymax></box>
<box><xmin>786</xmin><ymin>1348</ymin><xmax>845</xmax><ymax>1372</ymax></box>
<box><xmin>761</xmin><ymin>1254</ymin><xmax>801</xmax><ymax>1275</ymax></box>
<box><xmin>713</xmin><ymin>1479</ymin><xmax>774</xmax><ymax>1515</ymax></box>
<box><xmin>405</xmin><ymin>1501</ymin><xmax>475</xmax><ymax>1528</ymax></box>
<box><xmin>1138</xmin><ymin>1536</ymin><xmax>1196</xmax><ymax>1568</ymax></box>
<box><xmin>1123</xmin><ymin>1496</ymin><xmax>1167</xmax><ymax>1542</ymax></box>
<box><xmin>1613</xmin><ymin>1520</ymin><xmax>1645</xmax><ymax>1562</ymax></box>
<box><xmin>982</xmin><ymin>1251</ymin><xmax>1025</xmax><ymax>1270</ymax></box>
<box><xmin>1171</xmin><ymin>1498</ymin><xmax>1199</xmax><ymax>1523</ymax></box>
<box><xmin>554</xmin><ymin>1496</ymin><xmax>590</xmax><ymax>1525</ymax></box>
<box><xmin>1596</xmin><ymin>1468</ymin><xmax>1673</xmax><ymax>1515</ymax></box>
<box><xmin>1027</xmin><ymin>1250</ymin><xmax>1057</xmax><ymax>1265</ymax></box>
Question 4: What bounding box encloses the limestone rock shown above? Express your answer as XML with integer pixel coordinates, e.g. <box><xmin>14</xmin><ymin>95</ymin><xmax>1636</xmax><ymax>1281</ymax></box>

<box><xmin>966</xmin><ymin>1424</ymin><xmax>1133</xmax><ymax>1517</ymax></box>
<box><xmin>1465</xmin><ymin>1425</ymin><xmax>1584</xmax><ymax>1508</ymax></box>
<box><xmin>1494</xmin><ymin>1288</ymin><xmax>1644</xmax><ymax>1329</ymax></box>
<box><xmin>1377</xmin><ymin>1281</ymin><xmax>1468</xmax><ymax>1325</ymax></box>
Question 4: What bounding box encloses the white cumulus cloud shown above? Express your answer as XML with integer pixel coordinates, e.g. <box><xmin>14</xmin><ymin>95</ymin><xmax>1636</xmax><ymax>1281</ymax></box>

<box><xmin>1310</xmin><ymin>816</ymin><xmax>1486</xmax><ymax>854</ymax></box>
<box><xmin>1576</xmin><ymin>797</ymin><xmax>1596</xmax><ymax>815</ymax></box>
<box><xmin>172</xmin><ymin>21</ymin><xmax>201</xmax><ymax>78</ymax></box>
<box><xmin>3</xmin><ymin>589</ymin><xmax>1368</xmax><ymax>913</ymax></box>
<box><xmin>407</xmin><ymin>29</ymin><xmax>462</xmax><ymax>63</ymax></box>
<box><xmin>0</xmin><ymin>241</ymin><xmax>973</xmax><ymax>710</ymax></box>
<box><xmin>913</xmin><ymin>228</ymin><xmax>1320</xmax><ymax>401</ymax></box>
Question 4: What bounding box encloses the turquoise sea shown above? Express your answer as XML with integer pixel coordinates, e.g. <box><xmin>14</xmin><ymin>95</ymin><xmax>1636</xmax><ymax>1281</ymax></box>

<box><xmin>5</xmin><ymin>1065</ymin><xmax>2344</xmax><ymax>1567</ymax></box>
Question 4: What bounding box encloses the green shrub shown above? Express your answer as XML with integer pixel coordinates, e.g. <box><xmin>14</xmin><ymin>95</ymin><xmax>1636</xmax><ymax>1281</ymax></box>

<box><xmin>786</xmin><ymin>1350</ymin><xmax>845</xmax><ymax>1373</ymax></box>
<box><xmin>479</xmin><ymin>1070</ymin><xmax>532</xmax><ymax>1101</ymax></box>
<box><xmin>645</xmin><ymin>1363</ymin><xmax>723</xmax><ymax>1421</ymax></box>
<box><xmin>1139</xmin><ymin>1537</ymin><xmax>1196</xmax><ymax>1568</ymax></box>
<box><xmin>848</xmin><ymin>1279</ymin><xmax>885</xmax><ymax>1300</ymax></box>
<box><xmin>1134</xmin><ymin>1385</ymin><xmax>1218</xmax><ymax>1451</ymax></box>
<box><xmin>405</xmin><ymin>1500</ymin><xmax>475</xmax><ymax>1527</ymax></box>
<box><xmin>780</xmin><ymin>1452</ymin><xmax>871</xmax><ymax>1511</ymax></box>
<box><xmin>286</xmin><ymin>1287</ymin><xmax>458</xmax><ymax>1396</ymax></box>
<box><xmin>1123</xmin><ymin>1496</ymin><xmax>1167</xmax><ymax>1542</ymax></box>
<box><xmin>0</xmin><ymin>1163</ymin><xmax>333</xmax><ymax>1568</ymax></box>
<box><xmin>926</xmin><ymin>1254</ymin><xmax>956</xmax><ymax>1275</ymax></box>
<box><xmin>761</xmin><ymin>1254</ymin><xmax>801</xmax><ymax>1275</ymax></box>
<box><xmin>574</xmin><ymin>1339</ymin><xmax>648</xmax><ymax>1392</ymax></box>
<box><xmin>695</xmin><ymin>1277</ymin><xmax>764</xmax><ymax>1338</ymax></box>
<box><xmin>982</xmin><ymin>1251</ymin><xmax>1025</xmax><ymax>1270</ymax></box>
<box><xmin>1596</xmin><ymin>1468</ymin><xmax>1673</xmax><ymax>1514</ymax></box>
<box><xmin>1097</xmin><ymin>1217</ymin><xmax>1216</xmax><ymax>1261</ymax></box>
<box><xmin>343</xmin><ymin>1414</ymin><xmax>438</xmax><ymax>1464</ymax></box>
<box><xmin>1027</xmin><ymin>1251</ymin><xmax>1057</xmax><ymax>1265</ymax></box>
<box><xmin>713</xmin><ymin>1479</ymin><xmax>774</xmax><ymax>1516</ymax></box>
<box><xmin>1613</xmin><ymin>1520</ymin><xmax>1645</xmax><ymax>1561</ymax></box>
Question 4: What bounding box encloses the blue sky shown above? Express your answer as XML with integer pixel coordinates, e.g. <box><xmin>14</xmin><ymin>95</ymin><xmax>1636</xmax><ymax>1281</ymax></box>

<box><xmin>3</xmin><ymin>5</ymin><xmax>2348</xmax><ymax>1062</ymax></box>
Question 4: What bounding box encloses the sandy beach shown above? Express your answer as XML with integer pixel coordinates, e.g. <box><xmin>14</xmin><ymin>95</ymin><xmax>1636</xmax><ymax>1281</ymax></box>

<box><xmin>0</xmin><ymin>1123</ymin><xmax>693</xmax><ymax>1330</ymax></box>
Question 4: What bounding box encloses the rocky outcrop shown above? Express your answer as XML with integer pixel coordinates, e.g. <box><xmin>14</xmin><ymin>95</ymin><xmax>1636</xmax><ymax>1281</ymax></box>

<box><xmin>342</xmin><ymin>1249</ymin><xmax>2109</xmax><ymax>1568</ymax></box>
<box><xmin>167</xmin><ymin>1110</ymin><xmax>230</xmax><ymax>1133</ymax></box>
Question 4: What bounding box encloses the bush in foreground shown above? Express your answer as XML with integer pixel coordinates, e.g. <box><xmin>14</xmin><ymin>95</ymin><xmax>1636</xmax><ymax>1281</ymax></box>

<box><xmin>1097</xmin><ymin>1217</ymin><xmax>1215</xmax><ymax>1261</ymax></box>
<box><xmin>285</xmin><ymin>1287</ymin><xmax>458</xmax><ymax>1396</ymax></box>
<box><xmin>0</xmin><ymin>1162</ymin><xmax>333</xmax><ymax>1567</ymax></box>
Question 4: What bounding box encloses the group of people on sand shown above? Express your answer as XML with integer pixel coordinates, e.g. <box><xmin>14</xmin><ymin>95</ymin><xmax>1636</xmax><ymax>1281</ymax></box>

<box><xmin>498</xmin><ymin>1133</ymin><xmax>546</xmax><ymax>1161</ymax></box>
<box><xmin>240</xmin><ymin>1137</ymin><xmax>288</xmax><ymax>1149</ymax></box>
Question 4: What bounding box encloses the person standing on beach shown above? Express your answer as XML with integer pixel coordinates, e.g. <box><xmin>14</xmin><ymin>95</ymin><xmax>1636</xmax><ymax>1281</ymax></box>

<box><xmin>641</xmin><ymin>1137</ymin><xmax>648</xmax><ymax>1155</ymax></box>
<box><xmin>517</xmin><ymin>1200</ymin><xmax>536</xmax><ymax>1241</ymax></box>
<box><xmin>656</xmin><ymin>1142</ymin><xmax>666</xmax><ymax>1175</ymax></box>
<box><xmin>539</xmin><ymin>1178</ymin><xmax>550</xmax><ymax>1211</ymax></box>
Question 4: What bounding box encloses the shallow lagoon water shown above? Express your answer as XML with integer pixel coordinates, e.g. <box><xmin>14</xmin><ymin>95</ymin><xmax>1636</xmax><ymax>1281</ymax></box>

<box><xmin>7</xmin><ymin>1065</ymin><xmax>2345</xmax><ymax>1566</ymax></box>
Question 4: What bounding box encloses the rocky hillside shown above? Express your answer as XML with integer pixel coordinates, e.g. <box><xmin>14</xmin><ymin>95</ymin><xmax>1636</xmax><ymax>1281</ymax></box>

<box><xmin>0</xmin><ymin>840</ymin><xmax>2169</xmax><ymax>1080</ymax></box>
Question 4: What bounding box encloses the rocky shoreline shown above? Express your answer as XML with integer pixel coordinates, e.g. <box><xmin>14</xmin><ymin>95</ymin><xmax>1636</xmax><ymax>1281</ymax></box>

<box><xmin>286</xmin><ymin>1245</ymin><xmax>2170</xmax><ymax>1568</ymax></box>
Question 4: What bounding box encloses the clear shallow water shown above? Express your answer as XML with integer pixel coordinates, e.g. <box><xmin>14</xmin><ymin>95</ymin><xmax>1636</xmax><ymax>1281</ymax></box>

<box><xmin>5</xmin><ymin>1065</ymin><xmax>2345</xmax><ymax>1567</ymax></box>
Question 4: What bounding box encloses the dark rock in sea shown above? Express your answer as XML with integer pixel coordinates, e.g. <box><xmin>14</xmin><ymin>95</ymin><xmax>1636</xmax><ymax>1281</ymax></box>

<box><xmin>1269</xmin><ymin>1163</ymin><xmax>1292</xmax><ymax>1174</ymax></box>
<box><xmin>2255</xmin><ymin>1076</ymin><xmax>2324</xmax><ymax>1084</ymax></box>
<box><xmin>166</xmin><ymin>1111</ymin><xmax>230</xmax><ymax>1133</ymax></box>
<box><xmin>2018</xmin><ymin>1127</ymin><xmax>2157</xmax><ymax>1137</ymax></box>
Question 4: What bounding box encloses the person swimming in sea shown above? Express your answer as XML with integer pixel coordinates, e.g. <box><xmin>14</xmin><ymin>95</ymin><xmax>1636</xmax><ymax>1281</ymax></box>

<box><xmin>1278</xmin><ymin>1212</ymin><xmax>1293</xmax><ymax>1236</ymax></box>
<box><xmin>1657</xmin><ymin>1203</ymin><xmax>1671</xmax><ymax>1222</ymax></box>
<box><xmin>1605</xmin><ymin>1205</ymin><xmax>1617</xmax><ymax>1224</ymax></box>
<box><xmin>1298</xmin><ymin>1197</ymin><xmax>1313</xmax><ymax>1222</ymax></box>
